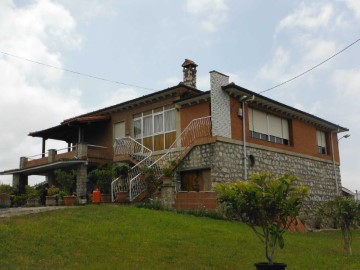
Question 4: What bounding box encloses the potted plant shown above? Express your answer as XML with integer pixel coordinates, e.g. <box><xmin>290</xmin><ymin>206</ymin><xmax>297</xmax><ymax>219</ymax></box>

<box><xmin>55</xmin><ymin>169</ymin><xmax>76</xmax><ymax>206</ymax></box>
<box><xmin>316</xmin><ymin>196</ymin><xmax>360</xmax><ymax>255</ymax></box>
<box><xmin>91</xmin><ymin>163</ymin><xmax>114</xmax><ymax>202</ymax></box>
<box><xmin>161</xmin><ymin>165</ymin><xmax>174</xmax><ymax>185</ymax></box>
<box><xmin>114</xmin><ymin>163</ymin><xmax>131</xmax><ymax>179</ymax></box>
<box><xmin>25</xmin><ymin>185</ymin><xmax>40</xmax><ymax>207</ymax></box>
<box><xmin>215</xmin><ymin>172</ymin><xmax>308</xmax><ymax>269</ymax></box>
<box><xmin>46</xmin><ymin>185</ymin><xmax>60</xmax><ymax>206</ymax></box>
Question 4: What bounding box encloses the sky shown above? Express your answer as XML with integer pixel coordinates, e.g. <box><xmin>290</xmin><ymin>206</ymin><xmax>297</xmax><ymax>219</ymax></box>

<box><xmin>0</xmin><ymin>0</ymin><xmax>359</xmax><ymax>191</ymax></box>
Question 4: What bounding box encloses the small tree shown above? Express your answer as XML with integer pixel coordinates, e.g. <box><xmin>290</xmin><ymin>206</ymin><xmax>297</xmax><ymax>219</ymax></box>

<box><xmin>215</xmin><ymin>172</ymin><xmax>308</xmax><ymax>265</ymax></box>
<box><xmin>316</xmin><ymin>196</ymin><xmax>360</xmax><ymax>255</ymax></box>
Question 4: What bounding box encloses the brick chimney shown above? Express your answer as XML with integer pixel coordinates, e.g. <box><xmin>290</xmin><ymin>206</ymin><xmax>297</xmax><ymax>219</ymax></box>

<box><xmin>182</xmin><ymin>59</ymin><xmax>197</xmax><ymax>88</ymax></box>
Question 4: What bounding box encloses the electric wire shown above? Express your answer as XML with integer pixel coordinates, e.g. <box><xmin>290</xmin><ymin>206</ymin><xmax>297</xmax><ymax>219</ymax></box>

<box><xmin>0</xmin><ymin>50</ymin><xmax>156</xmax><ymax>92</ymax></box>
<box><xmin>259</xmin><ymin>37</ymin><xmax>360</xmax><ymax>94</ymax></box>
<box><xmin>1</xmin><ymin>36</ymin><xmax>359</xmax><ymax>94</ymax></box>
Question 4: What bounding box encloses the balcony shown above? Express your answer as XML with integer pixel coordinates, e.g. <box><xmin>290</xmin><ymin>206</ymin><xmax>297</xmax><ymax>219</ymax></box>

<box><xmin>21</xmin><ymin>144</ymin><xmax>112</xmax><ymax>170</ymax></box>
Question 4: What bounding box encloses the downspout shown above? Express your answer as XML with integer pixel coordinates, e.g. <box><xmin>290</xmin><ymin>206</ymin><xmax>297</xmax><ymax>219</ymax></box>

<box><xmin>330</xmin><ymin>130</ymin><xmax>339</xmax><ymax>195</ymax></box>
<box><xmin>242</xmin><ymin>100</ymin><xmax>248</xmax><ymax>180</ymax></box>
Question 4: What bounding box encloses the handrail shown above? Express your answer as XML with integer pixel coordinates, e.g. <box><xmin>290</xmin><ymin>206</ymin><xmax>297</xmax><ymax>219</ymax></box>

<box><xmin>111</xmin><ymin>137</ymin><xmax>153</xmax><ymax>201</ymax></box>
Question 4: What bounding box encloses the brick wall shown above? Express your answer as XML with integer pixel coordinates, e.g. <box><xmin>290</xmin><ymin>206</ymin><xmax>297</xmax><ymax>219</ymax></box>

<box><xmin>175</xmin><ymin>191</ymin><xmax>217</xmax><ymax>210</ymax></box>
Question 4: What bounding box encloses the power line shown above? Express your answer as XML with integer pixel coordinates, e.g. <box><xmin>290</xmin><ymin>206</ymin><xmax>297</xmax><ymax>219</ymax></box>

<box><xmin>0</xmin><ymin>50</ymin><xmax>156</xmax><ymax>92</ymax></box>
<box><xmin>259</xmin><ymin>37</ymin><xmax>360</xmax><ymax>94</ymax></box>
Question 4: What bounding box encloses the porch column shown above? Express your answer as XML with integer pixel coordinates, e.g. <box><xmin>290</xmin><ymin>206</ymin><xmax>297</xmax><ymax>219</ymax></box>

<box><xmin>46</xmin><ymin>171</ymin><xmax>55</xmax><ymax>187</ymax></box>
<box><xmin>76</xmin><ymin>163</ymin><xmax>88</xmax><ymax>200</ymax></box>
<box><xmin>77</xmin><ymin>143</ymin><xmax>88</xmax><ymax>159</ymax></box>
<box><xmin>12</xmin><ymin>174</ymin><xmax>28</xmax><ymax>194</ymax></box>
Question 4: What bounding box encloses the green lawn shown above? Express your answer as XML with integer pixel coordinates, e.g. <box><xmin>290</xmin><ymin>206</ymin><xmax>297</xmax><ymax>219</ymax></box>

<box><xmin>0</xmin><ymin>205</ymin><xmax>359</xmax><ymax>270</ymax></box>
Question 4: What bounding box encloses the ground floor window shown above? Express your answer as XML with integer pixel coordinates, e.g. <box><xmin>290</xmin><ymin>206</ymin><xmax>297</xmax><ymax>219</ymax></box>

<box><xmin>180</xmin><ymin>169</ymin><xmax>211</xmax><ymax>191</ymax></box>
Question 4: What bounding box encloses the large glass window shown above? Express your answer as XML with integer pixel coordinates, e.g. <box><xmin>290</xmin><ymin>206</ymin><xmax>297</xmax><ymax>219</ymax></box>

<box><xmin>133</xmin><ymin>119</ymin><xmax>142</xmax><ymax>139</ymax></box>
<box><xmin>316</xmin><ymin>130</ymin><xmax>327</xmax><ymax>154</ymax></box>
<box><xmin>249</xmin><ymin>108</ymin><xmax>290</xmax><ymax>145</ymax></box>
<box><xmin>133</xmin><ymin>107</ymin><xmax>176</xmax><ymax>151</ymax></box>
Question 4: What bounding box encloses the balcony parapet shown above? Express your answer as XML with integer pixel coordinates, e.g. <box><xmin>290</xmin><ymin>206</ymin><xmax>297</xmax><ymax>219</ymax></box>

<box><xmin>22</xmin><ymin>143</ymin><xmax>111</xmax><ymax>169</ymax></box>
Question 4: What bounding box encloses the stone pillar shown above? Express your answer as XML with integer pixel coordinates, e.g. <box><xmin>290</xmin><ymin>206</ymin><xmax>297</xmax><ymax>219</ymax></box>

<box><xmin>210</xmin><ymin>71</ymin><xmax>231</xmax><ymax>138</ymax></box>
<box><xmin>77</xmin><ymin>143</ymin><xmax>88</xmax><ymax>159</ymax></box>
<box><xmin>46</xmin><ymin>172</ymin><xmax>55</xmax><ymax>187</ymax></box>
<box><xmin>19</xmin><ymin>157</ymin><xmax>28</xmax><ymax>169</ymax></box>
<box><xmin>161</xmin><ymin>174</ymin><xmax>180</xmax><ymax>209</ymax></box>
<box><xmin>161</xmin><ymin>181</ymin><xmax>176</xmax><ymax>209</ymax></box>
<box><xmin>76</xmin><ymin>163</ymin><xmax>88</xmax><ymax>199</ymax></box>
<box><xmin>12</xmin><ymin>174</ymin><xmax>28</xmax><ymax>194</ymax></box>
<box><xmin>48</xmin><ymin>149</ymin><xmax>57</xmax><ymax>163</ymax></box>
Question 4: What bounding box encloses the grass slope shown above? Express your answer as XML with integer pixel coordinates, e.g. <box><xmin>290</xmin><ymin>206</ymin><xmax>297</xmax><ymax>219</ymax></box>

<box><xmin>0</xmin><ymin>205</ymin><xmax>359</xmax><ymax>270</ymax></box>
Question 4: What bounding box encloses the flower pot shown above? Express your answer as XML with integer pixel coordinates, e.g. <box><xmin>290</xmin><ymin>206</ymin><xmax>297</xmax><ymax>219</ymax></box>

<box><xmin>26</xmin><ymin>198</ymin><xmax>40</xmax><ymax>207</ymax></box>
<box><xmin>45</xmin><ymin>196</ymin><xmax>57</xmax><ymax>206</ymax></box>
<box><xmin>255</xmin><ymin>262</ymin><xmax>287</xmax><ymax>270</ymax></box>
<box><xmin>116</xmin><ymin>191</ymin><xmax>128</xmax><ymax>203</ymax></box>
<box><xmin>64</xmin><ymin>196</ymin><xmax>76</xmax><ymax>206</ymax></box>
<box><xmin>100</xmin><ymin>194</ymin><xmax>111</xmax><ymax>203</ymax></box>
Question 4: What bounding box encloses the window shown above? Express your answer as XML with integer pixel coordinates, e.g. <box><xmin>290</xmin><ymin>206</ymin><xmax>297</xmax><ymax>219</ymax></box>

<box><xmin>113</xmin><ymin>122</ymin><xmax>125</xmax><ymax>141</ymax></box>
<box><xmin>132</xmin><ymin>107</ymin><xmax>177</xmax><ymax>151</ymax></box>
<box><xmin>316</xmin><ymin>130</ymin><xmax>327</xmax><ymax>154</ymax></box>
<box><xmin>249</xmin><ymin>108</ymin><xmax>290</xmax><ymax>145</ymax></box>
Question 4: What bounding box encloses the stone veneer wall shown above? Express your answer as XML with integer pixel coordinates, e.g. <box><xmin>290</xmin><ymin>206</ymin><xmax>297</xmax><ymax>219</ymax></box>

<box><xmin>177</xmin><ymin>138</ymin><xmax>341</xmax><ymax>224</ymax></box>
<box><xmin>210</xmin><ymin>71</ymin><xmax>231</xmax><ymax>138</ymax></box>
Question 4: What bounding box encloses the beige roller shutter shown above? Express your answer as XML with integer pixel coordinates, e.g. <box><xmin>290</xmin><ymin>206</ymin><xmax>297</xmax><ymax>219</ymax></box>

<box><xmin>114</xmin><ymin>122</ymin><xmax>125</xmax><ymax>141</ymax></box>
<box><xmin>268</xmin><ymin>114</ymin><xmax>282</xmax><ymax>137</ymax></box>
<box><xmin>282</xmin><ymin>119</ymin><xmax>289</xmax><ymax>140</ymax></box>
<box><xmin>252</xmin><ymin>109</ymin><xmax>268</xmax><ymax>134</ymax></box>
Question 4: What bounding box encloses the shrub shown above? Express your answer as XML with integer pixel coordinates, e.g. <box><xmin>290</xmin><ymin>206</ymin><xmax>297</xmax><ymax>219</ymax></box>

<box><xmin>0</xmin><ymin>184</ymin><xmax>14</xmax><ymax>195</ymax></box>
<box><xmin>215</xmin><ymin>172</ymin><xmax>308</xmax><ymax>264</ymax></box>
<box><xmin>47</xmin><ymin>185</ymin><xmax>60</xmax><ymax>196</ymax></box>
<box><xmin>316</xmin><ymin>196</ymin><xmax>360</xmax><ymax>255</ymax></box>
<box><xmin>55</xmin><ymin>169</ymin><xmax>75</xmax><ymax>195</ymax></box>
<box><xmin>25</xmin><ymin>185</ymin><xmax>39</xmax><ymax>200</ymax></box>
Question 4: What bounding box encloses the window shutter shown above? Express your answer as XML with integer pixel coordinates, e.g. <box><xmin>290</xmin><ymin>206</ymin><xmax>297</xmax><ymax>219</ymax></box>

<box><xmin>268</xmin><ymin>114</ymin><xmax>282</xmax><ymax>137</ymax></box>
<box><xmin>282</xmin><ymin>119</ymin><xmax>289</xmax><ymax>140</ymax></box>
<box><xmin>252</xmin><ymin>109</ymin><xmax>268</xmax><ymax>134</ymax></box>
<box><xmin>113</xmin><ymin>122</ymin><xmax>125</xmax><ymax>140</ymax></box>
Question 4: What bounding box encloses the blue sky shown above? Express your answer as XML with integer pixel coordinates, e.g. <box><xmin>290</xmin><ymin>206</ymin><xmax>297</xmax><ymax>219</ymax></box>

<box><xmin>0</xmin><ymin>0</ymin><xmax>359</xmax><ymax>192</ymax></box>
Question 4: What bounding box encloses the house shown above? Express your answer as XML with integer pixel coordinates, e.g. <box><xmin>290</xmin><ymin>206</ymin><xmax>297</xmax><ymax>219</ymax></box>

<box><xmin>1</xmin><ymin>59</ymin><xmax>348</xmax><ymax>220</ymax></box>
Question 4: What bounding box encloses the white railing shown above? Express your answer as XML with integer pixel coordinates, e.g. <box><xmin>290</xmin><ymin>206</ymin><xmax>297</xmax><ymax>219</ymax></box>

<box><xmin>111</xmin><ymin>137</ymin><xmax>153</xmax><ymax>201</ymax></box>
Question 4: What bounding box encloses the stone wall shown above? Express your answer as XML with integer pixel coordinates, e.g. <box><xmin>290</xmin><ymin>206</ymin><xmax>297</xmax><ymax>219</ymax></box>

<box><xmin>176</xmin><ymin>138</ymin><xmax>341</xmax><ymax>224</ymax></box>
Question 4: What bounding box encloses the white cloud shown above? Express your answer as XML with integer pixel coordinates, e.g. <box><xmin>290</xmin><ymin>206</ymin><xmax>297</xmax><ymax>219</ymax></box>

<box><xmin>277</xmin><ymin>2</ymin><xmax>333</xmax><ymax>31</ymax></box>
<box><xmin>333</xmin><ymin>68</ymin><xmax>360</xmax><ymax>98</ymax></box>
<box><xmin>0</xmin><ymin>0</ymin><xmax>85</xmax><ymax>185</ymax></box>
<box><xmin>345</xmin><ymin>0</ymin><xmax>360</xmax><ymax>19</ymax></box>
<box><xmin>185</xmin><ymin>0</ymin><xmax>228</xmax><ymax>32</ymax></box>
